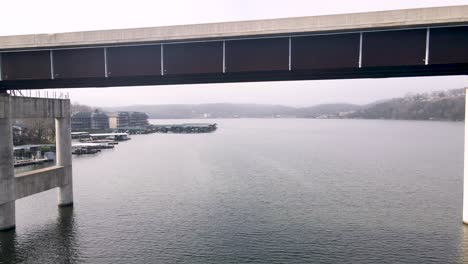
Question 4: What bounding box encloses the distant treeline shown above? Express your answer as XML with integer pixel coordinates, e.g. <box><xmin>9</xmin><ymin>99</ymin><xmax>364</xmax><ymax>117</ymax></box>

<box><xmin>86</xmin><ymin>88</ymin><xmax>466</xmax><ymax>121</ymax></box>
<box><xmin>104</xmin><ymin>103</ymin><xmax>360</xmax><ymax>119</ymax></box>
<box><xmin>345</xmin><ymin>89</ymin><xmax>465</xmax><ymax>121</ymax></box>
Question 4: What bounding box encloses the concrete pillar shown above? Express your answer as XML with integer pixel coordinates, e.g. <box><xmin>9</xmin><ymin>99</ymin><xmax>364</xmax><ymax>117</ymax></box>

<box><xmin>465</xmin><ymin>88</ymin><xmax>468</xmax><ymax>224</ymax></box>
<box><xmin>0</xmin><ymin>95</ymin><xmax>15</xmax><ymax>231</ymax></box>
<box><xmin>56</xmin><ymin>117</ymin><xmax>73</xmax><ymax>207</ymax></box>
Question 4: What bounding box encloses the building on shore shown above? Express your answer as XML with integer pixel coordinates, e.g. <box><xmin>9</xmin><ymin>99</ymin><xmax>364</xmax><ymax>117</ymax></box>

<box><xmin>71</xmin><ymin>112</ymin><xmax>92</xmax><ymax>131</ymax></box>
<box><xmin>109</xmin><ymin>112</ymin><xmax>130</xmax><ymax>128</ymax></box>
<box><xmin>129</xmin><ymin>112</ymin><xmax>149</xmax><ymax>127</ymax></box>
<box><xmin>72</xmin><ymin>110</ymin><xmax>109</xmax><ymax>131</ymax></box>
<box><xmin>109</xmin><ymin>111</ymin><xmax>149</xmax><ymax>129</ymax></box>
<box><xmin>73</xmin><ymin>110</ymin><xmax>148</xmax><ymax>131</ymax></box>
<box><xmin>91</xmin><ymin>111</ymin><xmax>110</xmax><ymax>130</ymax></box>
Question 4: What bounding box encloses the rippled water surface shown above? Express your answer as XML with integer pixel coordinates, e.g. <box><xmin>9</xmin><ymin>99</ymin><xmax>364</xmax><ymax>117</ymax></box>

<box><xmin>1</xmin><ymin>119</ymin><xmax>467</xmax><ymax>263</ymax></box>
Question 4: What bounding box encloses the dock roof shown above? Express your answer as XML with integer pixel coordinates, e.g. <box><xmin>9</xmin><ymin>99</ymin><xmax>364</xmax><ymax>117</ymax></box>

<box><xmin>89</xmin><ymin>133</ymin><xmax>129</xmax><ymax>137</ymax></box>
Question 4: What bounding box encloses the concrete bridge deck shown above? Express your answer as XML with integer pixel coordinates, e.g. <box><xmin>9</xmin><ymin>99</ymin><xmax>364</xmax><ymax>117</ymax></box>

<box><xmin>0</xmin><ymin>5</ymin><xmax>468</xmax><ymax>50</ymax></box>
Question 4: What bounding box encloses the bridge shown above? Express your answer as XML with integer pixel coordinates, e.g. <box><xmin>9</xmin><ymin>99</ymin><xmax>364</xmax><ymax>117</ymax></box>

<box><xmin>0</xmin><ymin>5</ymin><xmax>468</xmax><ymax>230</ymax></box>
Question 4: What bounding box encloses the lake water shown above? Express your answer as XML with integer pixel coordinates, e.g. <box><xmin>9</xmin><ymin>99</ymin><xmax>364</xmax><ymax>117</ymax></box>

<box><xmin>1</xmin><ymin>119</ymin><xmax>467</xmax><ymax>263</ymax></box>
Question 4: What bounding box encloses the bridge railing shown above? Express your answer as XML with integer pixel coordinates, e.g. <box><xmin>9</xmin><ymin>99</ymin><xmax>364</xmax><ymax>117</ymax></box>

<box><xmin>7</xmin><ymin>89</ymin><xmax>69</xmax><ymax>99</ymax></box>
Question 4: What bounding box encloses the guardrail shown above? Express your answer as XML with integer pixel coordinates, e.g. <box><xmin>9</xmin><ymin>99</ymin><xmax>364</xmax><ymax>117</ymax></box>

<box><xmin>6</xmin><ymin>89</ymin><xmax>69</xmax><ymax>99</ymax></box>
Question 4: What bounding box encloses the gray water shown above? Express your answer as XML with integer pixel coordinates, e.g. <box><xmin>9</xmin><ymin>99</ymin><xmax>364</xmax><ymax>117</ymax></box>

<box><xmin>1</xmin><ymin>119</ymin><xmax>467</xmax><ymax>263</ymax></box>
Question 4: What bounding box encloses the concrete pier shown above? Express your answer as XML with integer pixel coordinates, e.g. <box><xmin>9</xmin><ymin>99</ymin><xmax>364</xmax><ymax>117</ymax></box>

<box><xmin>0</xmin><ymin>95</ymin><xmax>15</xmax><ymax>231</ymax></box>
<box><xmin>0</xmin><ymin>94</ymin><xmax>72</xmax><ymax>230</ymax></box>
<box><xmin>56</xmin><ymin>117</ymin><xmax>73</xmax><ymax>206</ymax></box>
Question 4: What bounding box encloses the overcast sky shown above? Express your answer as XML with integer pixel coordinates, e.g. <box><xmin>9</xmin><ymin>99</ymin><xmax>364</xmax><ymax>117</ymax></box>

<box><xmin>2</xmin><ymin>0</ymin><xmax>468</xmax><ymax>107</ymax></box>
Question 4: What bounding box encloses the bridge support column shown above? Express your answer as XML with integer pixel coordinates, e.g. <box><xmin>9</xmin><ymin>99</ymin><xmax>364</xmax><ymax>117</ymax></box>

<box><xmin>0</xmin><ymin>95</ymin><xmax>15</xmax><ymax>231</ymax></box>
<box><xmin>465</xmin><ymin>88</ymin><xmax>468</xmax><ymax>224</ymax></box>
<box><xmin>56</xmin><ymin>117</ymin><xmax>73</xmax><ymax>207</ymax></box>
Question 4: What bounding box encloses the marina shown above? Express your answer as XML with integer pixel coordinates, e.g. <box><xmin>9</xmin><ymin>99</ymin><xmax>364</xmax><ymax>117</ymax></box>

<box><xmin>16</xmin><ymin>124</ymin><xmax>218</xmax><ymax>161</ymax></box>
<box><xmin>72</xmin><ymin>143</ymin><xmax>115</xmax><ymax>150</ymax></box>
<box><xmin>71</xmin><ymin>124</ymin><xmax>217</xmax><ymax>155</ymax></box>
<box><xmin>72</xmin><ymin>133</ymin><xmax>128</xmax><ymax>156</ymax></box>
<box><xmin>13</xmin><ymin>144</ymin><xmax>55</xmax><ymax>167</ymax></box>
<box><xmin>111</xmin><ymin>123</ymin><xmax>218</xmax><ymax>134</ymax></box>
<box><xmin>149</xmin><ymin>123</ymin><xmax>218</xmax><ymax>134</ymax></box>
<box><xmin>70</xmin><ymin>123</ymin><xmax>217</xmax><ymax>157</ymax></box>
<box><xmin>89</xmin><ymin>133</ymin><xmax>131</xmax><ymax>141</ymax></box>
<box><xmin>72</xmin><ymin>148</ymin><xmax>101</xmax><ymax>155</ymax></box>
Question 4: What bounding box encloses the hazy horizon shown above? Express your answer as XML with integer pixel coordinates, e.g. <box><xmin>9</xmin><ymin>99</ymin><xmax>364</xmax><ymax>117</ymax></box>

<box><xmin>63</xmin><ymin>83</ymin><xmax>463</xmax><ymax>110</ymax></box>
<box><xmin>64</xmin><ymin>76</ymin><xmax>468</xmax><ymax>108</ymax></box>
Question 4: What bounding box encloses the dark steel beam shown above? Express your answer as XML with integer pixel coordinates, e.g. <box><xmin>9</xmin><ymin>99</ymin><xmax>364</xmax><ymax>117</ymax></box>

<box><xmin>0</xmin><ymin>64</ymin><xmax>467</xmax><ymax>90</ymax></box>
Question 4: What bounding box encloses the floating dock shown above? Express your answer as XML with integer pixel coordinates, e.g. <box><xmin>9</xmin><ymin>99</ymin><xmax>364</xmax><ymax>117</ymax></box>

<box><xmin>148</xmin><ymin>123</ymin><xmax>217</xmax><ymax>134</ymax></box>
<box><xmin>14</xmin><ymin>158</ymin><xmax>53</xmax><ymax>167</ymax></box>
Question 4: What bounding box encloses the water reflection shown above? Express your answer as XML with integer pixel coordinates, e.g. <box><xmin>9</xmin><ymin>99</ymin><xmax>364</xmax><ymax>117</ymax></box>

<box><xmin>1</xmin><ymin>120</ymin><xmax>465</xmax><ymax>263</ymax></box>
<box><xmin>0</xmin><ymin>207</ymin><xmax>78</xmax><ymax>264</ymax></box>
<box><xmin>0</xmin><ymin>228</ymin><xmax>17</xmax><ymax>263</ymax></box>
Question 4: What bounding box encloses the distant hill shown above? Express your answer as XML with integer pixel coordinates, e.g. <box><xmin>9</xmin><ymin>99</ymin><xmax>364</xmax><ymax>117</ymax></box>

<box><xmin>105</xmin><ymin>103</ymin><xmax>359</xmax><ymax>119</ymax></box>
<box><xmin>100</xmin><ymin>88</ymin><xmax>466</xmax><ymax>121</ymax></box>
<box><xmin>293</xmin><ymin>104</ymin><xmax>361</xmax><ymax>118</ymax></box>
<box><xmin>345</xmin><ymin>89</ymin><xmax>465</xmax><ymax>121</ymax></box>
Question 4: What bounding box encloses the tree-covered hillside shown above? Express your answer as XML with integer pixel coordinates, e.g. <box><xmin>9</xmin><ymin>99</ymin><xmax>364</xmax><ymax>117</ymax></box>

<box><xmin>345</xmin><ymin>89</ymin><xmax>465</xmax><ymax>121</ymax></box>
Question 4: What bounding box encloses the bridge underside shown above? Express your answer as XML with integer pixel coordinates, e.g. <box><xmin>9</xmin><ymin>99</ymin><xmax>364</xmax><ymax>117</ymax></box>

<box><xmin>1</xmin><ymin>65</ymin><xmax>468</xmax><ymax>90</ymax></box>
<box><xmin>1</xmin><ymin>26</ymin><xmax>468</xmax><ymax>90</ymax></box>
